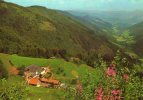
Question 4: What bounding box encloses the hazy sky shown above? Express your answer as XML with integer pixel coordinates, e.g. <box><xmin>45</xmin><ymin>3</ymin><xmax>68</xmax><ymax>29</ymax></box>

<box><xmin>5</xmin><ymin>0</ymin><xmax>143</xmax><ymax>11</ymax></box>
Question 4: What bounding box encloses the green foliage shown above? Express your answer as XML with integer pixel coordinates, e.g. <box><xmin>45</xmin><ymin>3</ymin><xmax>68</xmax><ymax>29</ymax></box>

<box><xmin>70</xmin><ymin>78</ymin><xmax>77</xmax><ymax>85</ymax></box>
<box><xmin>17</xmin><ymin>65</ymin><xmax>25</xmax><ymax>76</ymax></box>
<box><xmin>0</xmin><ymin>59</ymin><xmax>8</xmax><ymax>79</ymax></box>
<box><xmin>65</xmin><ymin>67</ymin><xmax>104</xmax><ymax>100</ymax></box>
<box><xmin>80</xmin><ymin>72</ymin><xmax>103</xmax><ymax>100</ymax></box>
<box><xmin>124</xmin><ymin>75</ymin><xmax>143</xmax><ymax>99</ymax></box>
<box><xmin>0</xmin><ymin>79</ymin><xmax>29</xmax><ymax>100</ymax></box>
<box><xmin>56</xmin><ymin>67</ymin><xmax>64</xmax><ymax>74</ymax></box>
<box><xmin>112</xmin><ymin>27</ymin><xmax>119</xmax><ymax>34</ymax></box>
<box><xmin>65</xmin><ymin>54</ymin><xmax>143</xmax><ymax>100</ymax></box>
<box><xmin>114</xmin><ymin>30</ymin><xmax>136</xmax><ymax>47</ymax></box>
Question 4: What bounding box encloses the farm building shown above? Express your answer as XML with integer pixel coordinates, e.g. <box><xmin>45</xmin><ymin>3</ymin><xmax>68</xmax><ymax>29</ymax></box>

<box><xmin>24</xmin><ymin>65</ymin><xmax>60</xmax><ymax>88</ymax></box>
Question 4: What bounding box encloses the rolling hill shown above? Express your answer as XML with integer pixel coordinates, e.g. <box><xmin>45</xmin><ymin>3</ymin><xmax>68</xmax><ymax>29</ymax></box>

<box><xmin>129</xmin><ymin>21</ymin><xmax>143</xmax><ymax>57</ymax></box>
<box><xmin>0</xmin><ymin>1</ymin><xmax>115</xmax><ymax>59</ymax></box>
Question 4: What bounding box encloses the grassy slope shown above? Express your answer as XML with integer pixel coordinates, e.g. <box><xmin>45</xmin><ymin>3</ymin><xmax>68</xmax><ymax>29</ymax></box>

<box><xmin>7</xmin><ymin>75</ymin><xmax>66</xmax><ymax>100</ymax></box>
<box><xmin>10</xmin><ymin>54</ymin><xmax>96</xmax><ymax>82</ymax></box>
<box><xmin>0</xmin><ymin>53</ymin><xmax>101</xmax><ymax>99</ymax></box>
<box><xmin>63</xmin><ymin>12</ymin><xmax>114</xmax><ymax>39</ymax></box>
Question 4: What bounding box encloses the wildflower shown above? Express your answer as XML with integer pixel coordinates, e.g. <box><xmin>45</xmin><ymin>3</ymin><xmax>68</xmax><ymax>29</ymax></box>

<box><xmin>123</xmin><ymin>74</ymin><xmax>129</xmax><ymax>82</ymax></box>
<box><xmin>96</xmin><ymin>88</ymin><xmax>104</xmax><ymax>100</ymax></box>
<box><xmin>111</xmin><ymin>90</ymin><xmax>122</xmax><ymax>100</ymax></box>
<box><xmin>96</xmin><ymin>95</ymin><xmax>103</xmax><ymax>100</ymax></box>
<box><xmin>76</xmin><ymin>81</ymin><xmax>83</xmax><ymax>95</ymax></box>
<box><xmin>111</xmin><ymin>90</ymin><xmax>121</xmax><ymax>95</ymax></box>
<box><xmin>106</xmin><ymin>67</ymin><xmax>116</xmax><ymax>77</ymax></box>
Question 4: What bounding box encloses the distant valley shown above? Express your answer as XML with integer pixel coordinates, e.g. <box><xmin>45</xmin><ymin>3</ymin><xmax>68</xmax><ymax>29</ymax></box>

<box><xmin>69</xmin><ymin>10</ymin><xmax>143</xmax><ymax>29</ymax></box>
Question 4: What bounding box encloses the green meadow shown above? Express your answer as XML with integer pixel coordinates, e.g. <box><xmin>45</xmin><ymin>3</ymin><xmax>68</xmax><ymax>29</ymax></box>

<box><xmin>0</xmin><ymin>53</ymin><xmax>102</xmax><ymax>99</ymax></box>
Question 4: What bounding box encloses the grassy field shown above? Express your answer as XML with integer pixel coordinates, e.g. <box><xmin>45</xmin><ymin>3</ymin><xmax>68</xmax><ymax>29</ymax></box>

<box><xmin>10</xmin><ymin>54</ymin><xmax>95</xmax><ymax>81</ymax></box>
<box><xmin>0</xmin><ymin>53</ymin><xmax>101</xmax><ymax>100</ymax></box>
<box><xmin>7</xmin><ymin>75</ymin><xmax>66</xmax><ymax>100</ymax></box>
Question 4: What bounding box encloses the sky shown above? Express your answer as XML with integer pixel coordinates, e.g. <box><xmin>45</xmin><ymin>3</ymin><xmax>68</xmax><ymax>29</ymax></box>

<box><xmin>5</xmin><ymin>0</ymin><xmax>143</xmax><ymax>11</ymax></box>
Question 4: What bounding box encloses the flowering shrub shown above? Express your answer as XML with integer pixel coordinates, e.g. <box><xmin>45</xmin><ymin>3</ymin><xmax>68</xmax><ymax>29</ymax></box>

<box><xmin>94</xmin><ymin>63</ymin><xmax>143</xmax><ymax>100</ymax></box>
<box><xmin>96</xmin><ymin>88</ymin><xmax>104</xmax><ymax>100</ymax></box>
<box><xmin>123</xmin><ymin>74</ymin><xmax>129</xmax><ymax>82</ymax></box>
<box><xmin>65</xmin><ymin>55</ymin><xmax>143</xmax><ymax>100</ymax></box>
<box><xmin>106</xmin><ymin>65</ymin><xmax>116</xmax><ymax>77</ymax></box>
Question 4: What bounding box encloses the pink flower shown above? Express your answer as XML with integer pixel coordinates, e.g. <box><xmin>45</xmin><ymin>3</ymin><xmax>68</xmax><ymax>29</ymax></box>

<box><xmin>109</xmin><ymin>96</ymin><xmax>114</xmax><ymax>100</ymax></box>
<box><xmin>96</xmin><ymin>95</ymin><xmax>103</xmax><ymax>100</ymax></box>
<box><xmin>104</xmin><ymin>96</ymin><xmax>109</xmax><ymax>100</ymax></box>
<box><xmin>106</xmin><ymin>67</ymin><xmax>116</xmax><ymax>77</ymax></box>
<box><xmin>123</xmin><ymin>74</ymin><xmax>129</xmax><ymax>82</ymax></box>
<box><xmin>97</xmin><ymin>88</ymin><xmax>103</xmax><ymax>94</ymax></box>
<box><xmin>76</xmin><ymin>81</ymin><xmax>83</xmax><ymax>94</ymax></box>
<box><xmin>96</xmin><ymin>88</ymin><xmax>104</xmax><ymax>100</ymax></box>
<box><xmin>111</xmin><ymin>90</ymin><xmax>121</xmax><ymax>95</ymax></box>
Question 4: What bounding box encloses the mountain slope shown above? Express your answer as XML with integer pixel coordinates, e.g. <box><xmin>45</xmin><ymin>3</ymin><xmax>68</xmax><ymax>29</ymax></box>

<box><xmin>71</xmin><ymin>15</ymin><xmax>114</xmax><ymax>39</ymax></box>
<box><xmin>67</xmin><ymin>12</ymin><xmax>113</xmax><ymax>31</ymax></box>
<box><xmin>129</xmin><ymin>21</ymin><xmax>143</xmax><ymax>57</ymax></box>
<box><xmin>67</xmin><ymin>11</ymin><xmax>116</xmax><ymax>40</ymax></box>
<box><xmin>76</xmin><ymin>15</ymin><xmax>113</xmax><ymax>31</ymax></box>
<box><xmin>0</xmin><ymin>2</ymin><xmax>115</xmax><ymax>59</ymax></box>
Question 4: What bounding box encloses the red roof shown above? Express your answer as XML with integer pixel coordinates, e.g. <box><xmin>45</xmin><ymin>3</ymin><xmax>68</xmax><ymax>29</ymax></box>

<box><xmin>29</xmin><ymin>78</ymin><xmax>39</xmax><ymax>85</ymax></box>
<box><xmin>40</xmin><ymin>78</ymin><xmax>60</xmax><ymax>85</ymax></box>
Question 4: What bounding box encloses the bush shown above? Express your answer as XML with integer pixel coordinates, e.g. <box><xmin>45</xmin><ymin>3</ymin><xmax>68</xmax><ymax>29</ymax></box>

<box><xmin>17</xmin><ymin>65</ymin><xmax>25</xmax><ymax>76</ymax></box>
<box><xmin>70</xmin><ymin>78</ymin><xmax>77</xmax><ymax>85</ymax></box>
<box><xmin>65</xmin><ymin>55</ymin><xmax>143</xmax><ymax>100</ymax></box>
<box><xmin>56</xmin><ymin>67</ymin><xmax>64</xmax><ymax>75</ymax></box>
<box><xmin>0</xmin><ymin>79</ymin><xmax>29</xmax><ymax>100</ymax></box>
<box><xmin>0</xmin><ymin>59</ymin><xmax>8</xmax><ymax>79</ymax></box>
